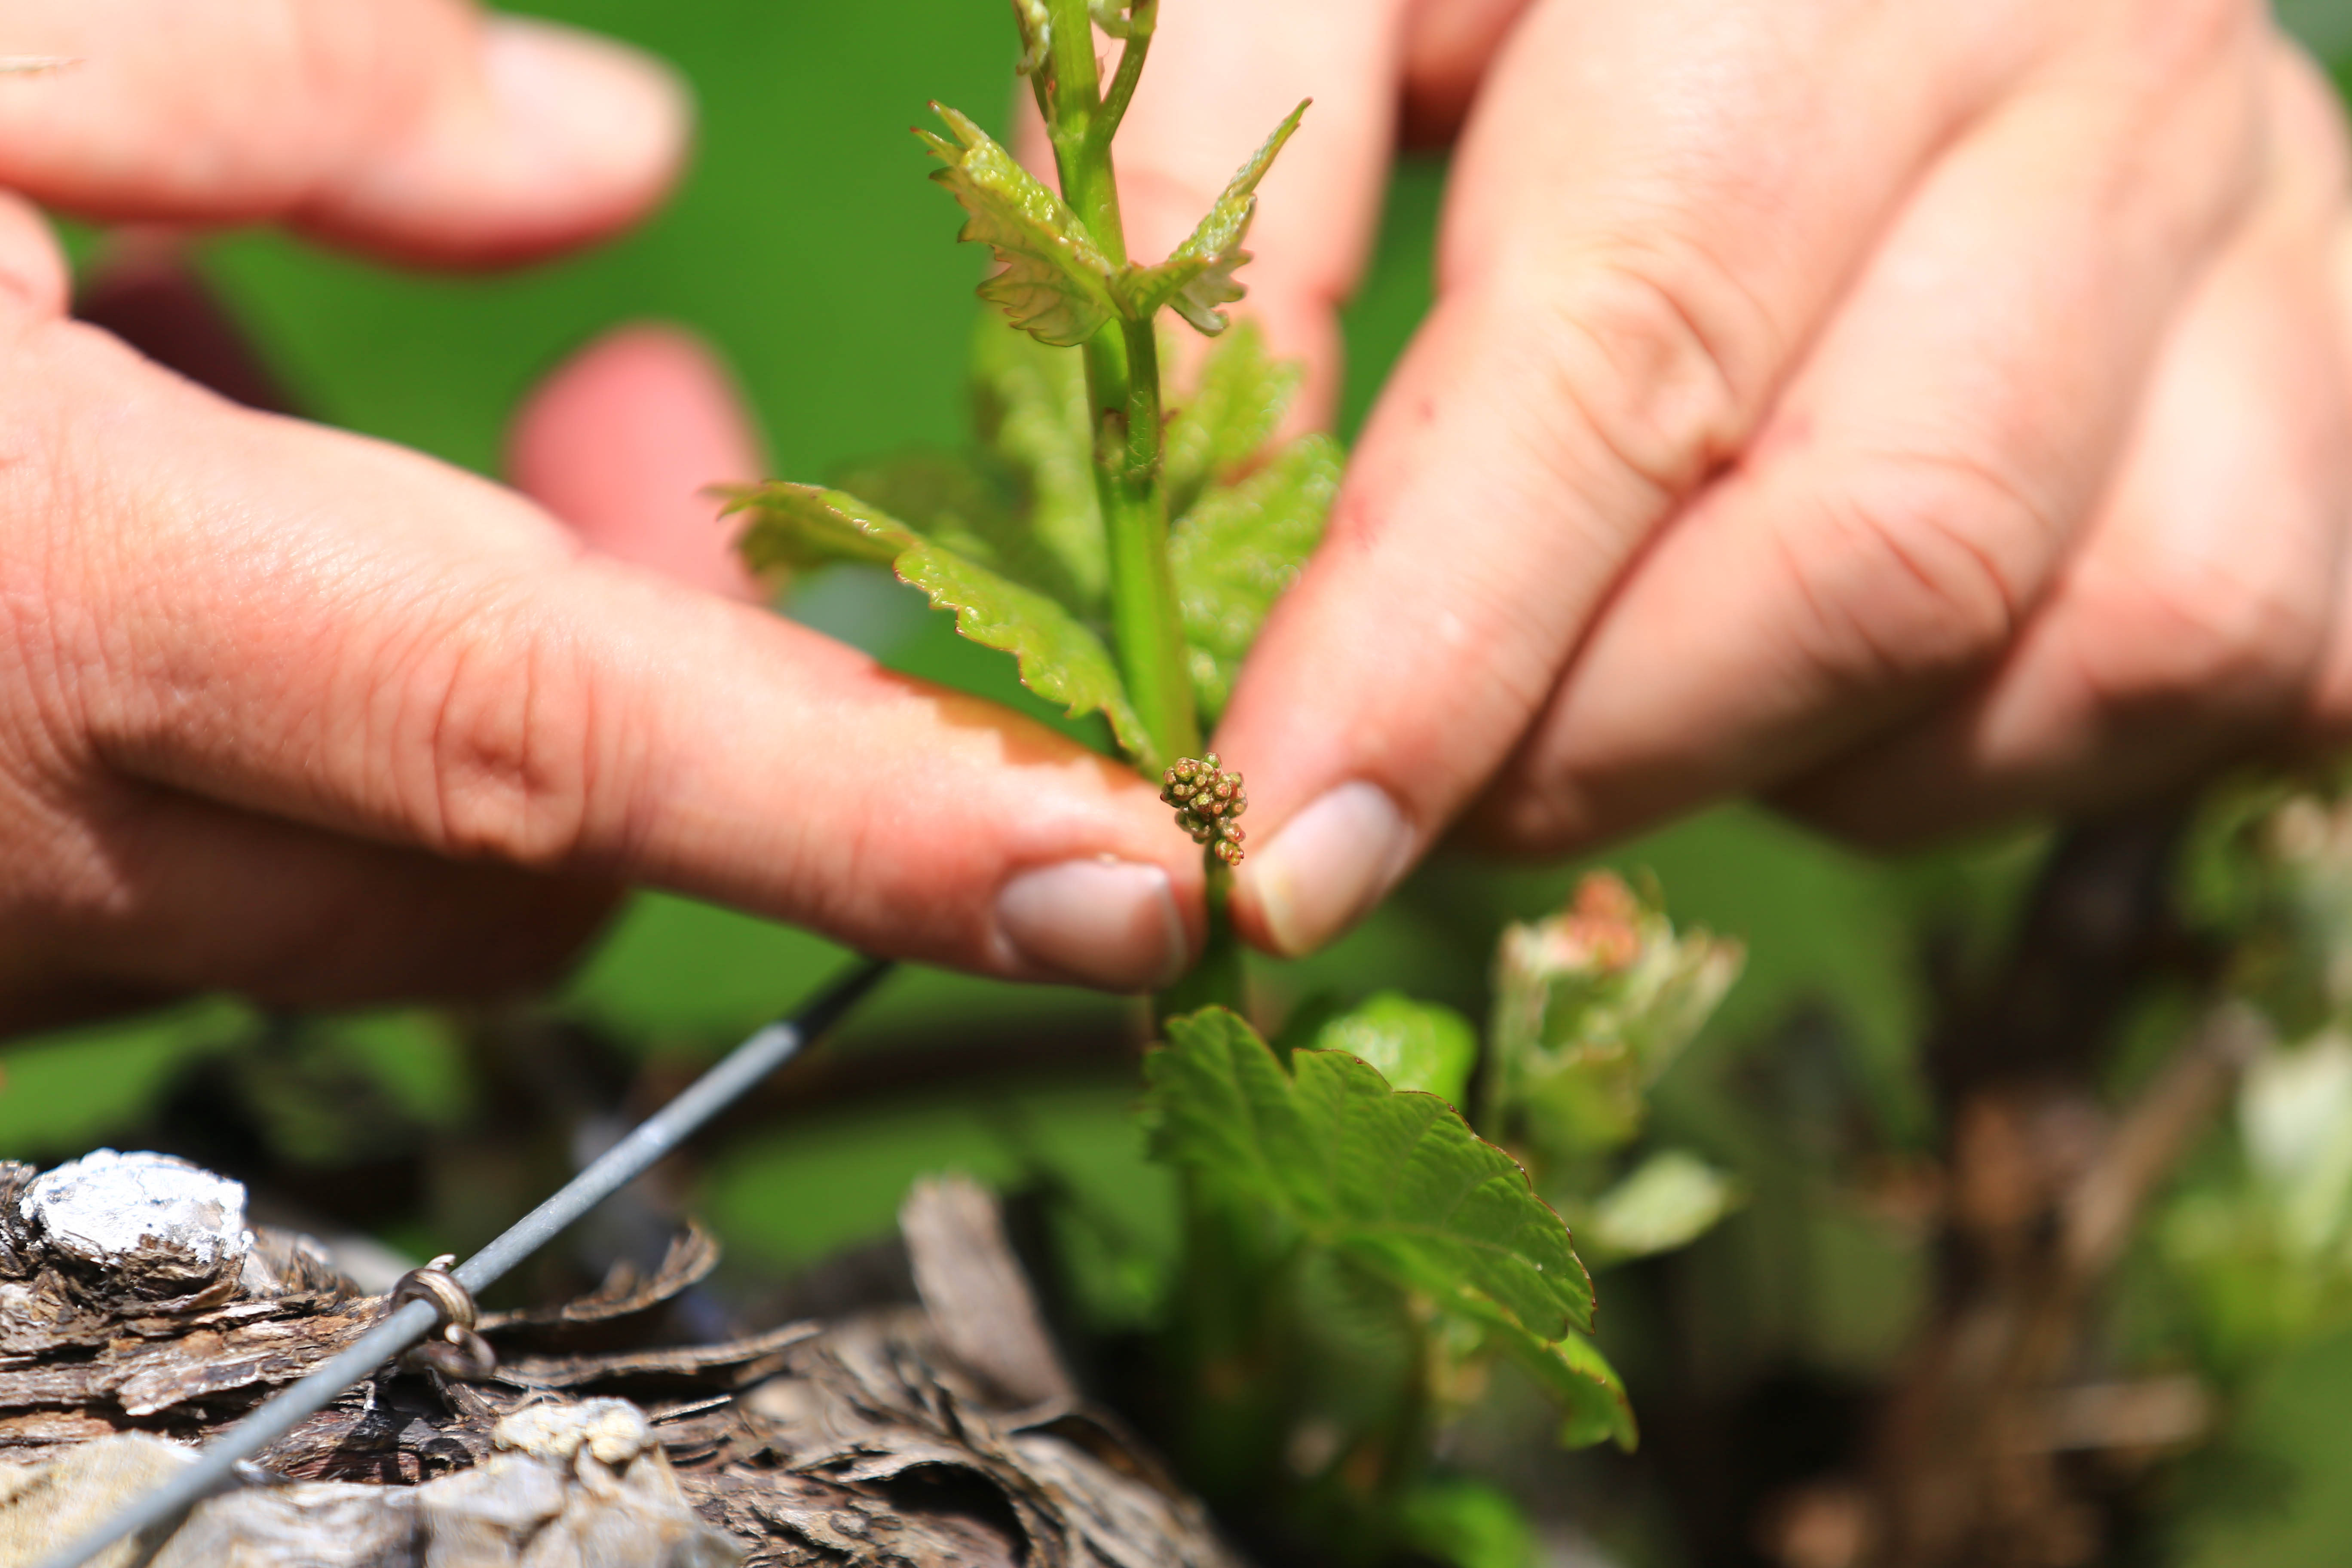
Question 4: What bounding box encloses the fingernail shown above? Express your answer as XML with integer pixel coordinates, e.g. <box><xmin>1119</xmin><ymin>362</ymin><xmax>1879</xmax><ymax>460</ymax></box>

<box><xmin>997</xmin><ymin>859</ymin><xmax>1190</xmax><ymax>992</ymax></box>
<box><xmin>483</xmin><ymin>16</ymin><xmax>692</xmax><ymax>191</ymax></box>
<box><xmin>1239</xmin><ymin>783</ymin><xmax>1414</xmax><ymax>957</ymax></box>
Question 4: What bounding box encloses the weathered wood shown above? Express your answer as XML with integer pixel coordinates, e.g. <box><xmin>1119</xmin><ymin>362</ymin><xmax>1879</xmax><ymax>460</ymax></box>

<box><xmin>900</xmin><ymin>1175</ymin><xmax>1075</xmax><ymax>1407</ymax></box>
<box><xmin>496</xmin><ymin>1322</ymin><xmax>821</xmax><ymax>1393</ymax></box>
<box><xmin>0</xmin><ymin>1156</ymin><xmax>1246</xmax><ymax>1568</ymax></box>
<box><xmin>478</xmin><ymin>1222</ymin><xmax>724</xmax><ymax>1348</ymax></box>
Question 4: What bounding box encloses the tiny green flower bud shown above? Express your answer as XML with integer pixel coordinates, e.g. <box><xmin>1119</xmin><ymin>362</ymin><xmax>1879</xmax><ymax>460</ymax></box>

<box><xmin>1162</xmin><ymin>756</ymin><xmax>1248</xmax><ymax>865</ymax></box>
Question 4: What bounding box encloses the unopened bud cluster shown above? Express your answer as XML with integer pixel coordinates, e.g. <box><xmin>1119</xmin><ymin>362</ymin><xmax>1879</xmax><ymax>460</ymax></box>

<box><xmin>1163</xmin><ymin>754</ymin><xmax>1247</xmax><ymax>866</ymax></box>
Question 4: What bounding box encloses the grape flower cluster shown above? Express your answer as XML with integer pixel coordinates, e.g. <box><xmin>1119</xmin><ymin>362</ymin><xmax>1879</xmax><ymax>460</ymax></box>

<box><xmin>1162</xmin><ymin>755</ymin><xmax>1247</xmax><ymax>866</ymax></box>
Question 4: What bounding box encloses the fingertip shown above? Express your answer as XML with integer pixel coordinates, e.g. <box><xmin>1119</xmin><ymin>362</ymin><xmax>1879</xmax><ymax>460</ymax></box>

<box><xmin>995</xmin><ymin>857</ymin><xmax>1193</xmax><ymax>992</ymax></box>
<box><xmin>1229</xmin><ymin>780</ymin><xmax>1415</xmax><ymax>957</ymax></box>
<box><xmin>481</xmin><ymin>15</ymin><xmax>692</xmax><ymax>214</ymax></box>
<box><xmin>508</xmin><ymin>322</ymin><xmax>765</xmax><ymax>601</ymax></box>
<box><xmin>307</xmin><ymin>15</ymin><xmax>692</xmax><ymax>266</ymax></box>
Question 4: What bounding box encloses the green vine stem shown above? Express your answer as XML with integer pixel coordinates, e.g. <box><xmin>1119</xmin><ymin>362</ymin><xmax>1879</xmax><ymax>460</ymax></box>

<box><xmin>1034</xmin><ymin>0</ymin><xmax>1195</xmax><ymax>773</ymax></box>
<box><xmin>1156</xmin><ymin>861</ymin><xmax>1245</xmax><ymax>1023</ymax></box>
<box><xmin>1026</xmin><ymin>0</ymin><xmax>1242</xmax><ymax>1012</ymax></box>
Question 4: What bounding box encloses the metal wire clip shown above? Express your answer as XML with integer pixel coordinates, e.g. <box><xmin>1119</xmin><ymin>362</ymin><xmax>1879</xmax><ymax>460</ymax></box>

<box><xmin>386</xmin><ymin>1255</ymin><xmax>496</xmax><ymax>1381</ymax></box>
<box><xmin>29</xmin><ymin>956</ymin><xmax>893</xmax><ymax>1568</ymax></box>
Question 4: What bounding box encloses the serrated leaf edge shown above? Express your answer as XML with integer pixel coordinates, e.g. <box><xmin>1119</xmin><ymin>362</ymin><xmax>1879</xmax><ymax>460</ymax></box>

<box><xmin>725</xmin><ymin>482</ymin><xmax>1148</xmax><ymax>756</ymax></box>
<box><xmin>1110</xmin><ymin>99</ymin><xmax>1310</xmax><ymax>334</ymax></box>
<box><xmin>1146</xmin><ymin>1006</ymin><xmax>1596</xmax><ymax>1339</ymax></box>
<box><xmin>920</xmin><ymin>104</ymin><xmax>1118</xmax><ymax>347</ymax></box>
<box><xmin>1490</xmin><ymin>1318</ymin><xmax>1638</xmax><ymax>1451</ymax></box>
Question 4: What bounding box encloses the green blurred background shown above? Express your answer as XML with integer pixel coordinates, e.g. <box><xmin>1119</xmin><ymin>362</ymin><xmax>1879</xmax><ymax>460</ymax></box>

<box><xmin>11</xmin><ymin>2</ymin><xmax>2352</xmax><ymax>1561</ymax></box>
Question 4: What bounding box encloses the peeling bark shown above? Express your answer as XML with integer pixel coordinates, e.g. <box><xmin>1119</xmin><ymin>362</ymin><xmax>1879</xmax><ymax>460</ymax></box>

<box><xmin>0</xmin><ymin>1161</ymin><xmax>1241</xmax><ymax>1568</ymax></box>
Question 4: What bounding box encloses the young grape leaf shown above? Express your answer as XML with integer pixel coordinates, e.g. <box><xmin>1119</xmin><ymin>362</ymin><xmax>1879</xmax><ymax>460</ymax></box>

<box><xmin>971</xmin><ymin>317</ymin><xmax>1108</xmax><ymax>612</ymax></box>
<box><xmin>1481</xmin><ymin>1314</ymin><xmax>1637</xmax><ymax>1450</ymax></box>
<box><xmin>1111</xmin><ymin>101</ymin><xmax>1309</xmax><ymax>335</ymax></box>
<box><xmin>727</xmin><ymin>482</ymin><xmax>1145</xmax><ymax>754</ymax></box>
<box><xmin>1163</xmin><ymin>321</ymin><xmax>1303</xmax><ymax>518</ymax></box>
<box><xmin>1486</xmin><ymin>873</ymin><xmax>1745</xmax><ymax>1161</ymax></box>
<box><xmin>825</xmin><ymin>450</ymin><xmax>1012</xmax><ymax>561</ymax></box>
<box><xmin>1145</xmin><ymin>1006</ymin><xmax>1595</xmax><ymax>1341</ymax></box>
<box><xmin>727</xmin><ymin>481</ymin><xmax>901</xmax><ymax>574</ymax></box>
<box><xmin>920</xmin><ymin>105</ymin><xmax>1117</xmax><ymax>347</ymax></box>
<box><xmin>1580</xmin><ymin>1148</ymin><xmax>1740</xmax><ymax>1264</ymax></box>
<box><xmin>830</xmin><ymin>447</ymin><xmax>1095</xmax><ymax>617</ymax></box>
<box><xmin>1169</xmin><ymin>434</ymin><xmax>1338</xmax><ymax>720</ymax></box>
<box><xmin>1306</xmin><ymin>992</ymin><xmax>1477</xmax><ymax>1107</ymax></box>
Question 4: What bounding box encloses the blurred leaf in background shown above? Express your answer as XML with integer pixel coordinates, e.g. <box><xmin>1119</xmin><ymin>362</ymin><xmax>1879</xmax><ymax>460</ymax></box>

<box><xmin>1483</xmin><ymin>871</ymin><xmax>1744</xmax><ymax>1166</ymax></box>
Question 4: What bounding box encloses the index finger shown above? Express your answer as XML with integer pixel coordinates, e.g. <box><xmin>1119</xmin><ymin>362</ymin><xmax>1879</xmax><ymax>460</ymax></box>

<box><xmin>15</xmin><ymin>315</ymin><xmax>1205</xmax><ymax>993</ymax></box>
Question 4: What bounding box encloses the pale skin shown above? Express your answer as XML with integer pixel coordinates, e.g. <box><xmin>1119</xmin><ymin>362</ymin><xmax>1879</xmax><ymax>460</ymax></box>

<box><xmin>3</xmin><ymin>0</ymin><xmax>2349</xmax><ymax>1033</ymax></box>
<box><xmin>1104</xmin><ymin>0</ymin><xmax>2352</xmax><ymax>956</ymax></box>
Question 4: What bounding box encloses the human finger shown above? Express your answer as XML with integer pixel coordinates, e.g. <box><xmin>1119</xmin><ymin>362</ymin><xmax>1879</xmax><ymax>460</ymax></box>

<box><xmin>2297</xmin><ymin>173</ymin><xmax>2352</xmax><ymax>737</ymax></box>
<box><xmin>1465</xmin><ymin>0</ymin><xmax>2265</xmax><ymax>857</ymax></box>
<box><xmin>1774</xmin><ymin>44</ymin><xmax>2352</xmax><ymax>842</ymax></box>
<box><xmin>9</xmin><ymin>318</ymin><xmax>1203</xmax><ymax>994</ymax></box>
<box><xmin>508</xmin><ymin>325</ymin><xmax>764</xmax><ymax>602</ymax></box>
<box><xmin>0</xmin><ymin>1</ymin><xmax>686</xmax><ymax>266</ymax></box>
<box><xmin>1216</xmin><ymin>0</ymin><xmax>2046</xmax><ymax>954</ymax></box>
<box><xmin>0</xmin><ymin>772</ymin><xmax>618</xmax><ymax>1036</ymax></box>
<box><xmin>1398</xmin><ymin>0</ymin><xmax>1540</xmax><ymax>147</ymax></box>
<box><xmin>0</xmin><ymin>190</ymin><xmax>69</xmax><ymax>319</ymax></box>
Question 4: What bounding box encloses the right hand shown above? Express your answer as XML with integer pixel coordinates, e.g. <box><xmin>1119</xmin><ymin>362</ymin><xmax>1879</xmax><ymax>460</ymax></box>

<box><xmin>1115</xmin><ymin>0</ymin><xmax>2352</xmax><ymax>956</ymax></box>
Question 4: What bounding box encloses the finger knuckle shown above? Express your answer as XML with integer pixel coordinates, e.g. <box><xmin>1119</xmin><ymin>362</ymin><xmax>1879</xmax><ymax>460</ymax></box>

<box><xmin>406</xmin><ymin>606</ymin><xmax>608</xmax><ymax>871</ymax></box>
<box><xmin>1785</xmin><ymin>450</ymin><xmax>2049</xmax><ymax>688</ymax></box>
<box><xmin>0</xmin><ymin>328</ymin><xmax>102</xmax><ymax>783</ymax></box>
<box><xmin>1507</xmin><ymin>236</ymin><xmax>1767</xmax><ymax>500</ymax></box>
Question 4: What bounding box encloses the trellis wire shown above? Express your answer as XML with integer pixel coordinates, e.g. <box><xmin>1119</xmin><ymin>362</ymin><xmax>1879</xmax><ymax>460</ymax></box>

<box><xmin>33</xmin><ymin>956</ymin><xmax>894</xmax><ymax>1568</ymax></box>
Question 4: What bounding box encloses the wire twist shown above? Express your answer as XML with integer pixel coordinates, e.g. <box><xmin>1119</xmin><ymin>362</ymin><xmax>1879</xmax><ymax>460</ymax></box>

<box><xmin>29</xmin><ymin>957</ymin><xmax>893</xmax><ymax>1568</ymax></box>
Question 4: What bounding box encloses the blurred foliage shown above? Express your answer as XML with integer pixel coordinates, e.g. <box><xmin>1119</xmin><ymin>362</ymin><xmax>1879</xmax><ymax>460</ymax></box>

<box><xmin>1292</xmin><ymin>991</ymin><xmax>1478</xmax><ymax>1106</ymax></box>
<box><xmin>1484</xmin><ymin>872</ymin><xmax>1743</xmax><ymax>1167</ymax></box>
<box><xmin>2157</xmin><ymin>787</ymin><xmax>2352</xmax><ymax>1369</ymax></box>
